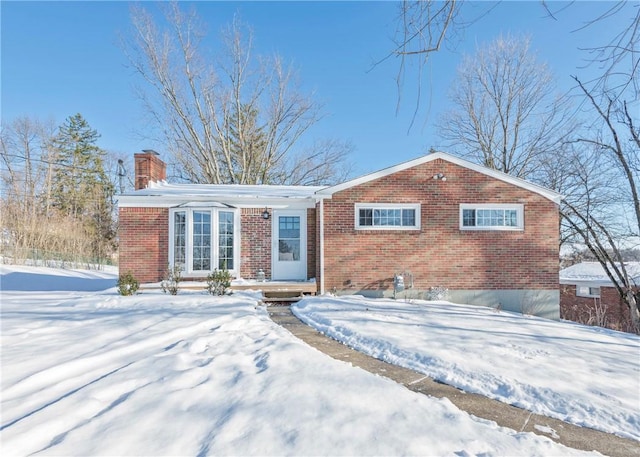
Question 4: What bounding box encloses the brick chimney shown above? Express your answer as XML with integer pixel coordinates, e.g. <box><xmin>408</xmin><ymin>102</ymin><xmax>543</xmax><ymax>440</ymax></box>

<box><xmin>134</xmin><ymin>150</ymin><xmax>167</xmax><ymax>190</ymax></box>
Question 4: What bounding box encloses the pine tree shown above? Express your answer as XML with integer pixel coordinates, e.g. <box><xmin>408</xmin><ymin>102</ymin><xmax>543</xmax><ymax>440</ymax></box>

<box><xmin>226</xmin><ymin>103</ymin><xmax>268</xmax><ymax>184</ymax></box>
<box><xmin>51</xmin><ymin>114</ymin><xmax>115</xmax><ymax>262</ymax></box>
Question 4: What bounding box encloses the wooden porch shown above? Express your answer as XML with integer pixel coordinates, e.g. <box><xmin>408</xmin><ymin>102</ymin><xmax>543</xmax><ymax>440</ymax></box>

<box><xmin>232</xmin><ymin>281</ymin><xmax>318</xmax><ymax>303</ymax></box>
<box><xmin>141</xmin><ymin>280</ymin><xmax>317</xmax><ymax>303</ymax></box>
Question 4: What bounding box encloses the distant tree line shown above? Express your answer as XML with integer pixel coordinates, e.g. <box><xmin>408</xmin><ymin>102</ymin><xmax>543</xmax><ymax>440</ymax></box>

<box><xmin>0</xmin><ymin>114</ymin><xmax>117</xmax><ymax>266</ymax></box>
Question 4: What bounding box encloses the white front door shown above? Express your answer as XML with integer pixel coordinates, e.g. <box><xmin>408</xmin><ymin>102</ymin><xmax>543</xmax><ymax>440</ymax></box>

<box><xmin>272</xmin><ymin>210</ymin><xmax>307</xmax><ymax>280</ymax></box>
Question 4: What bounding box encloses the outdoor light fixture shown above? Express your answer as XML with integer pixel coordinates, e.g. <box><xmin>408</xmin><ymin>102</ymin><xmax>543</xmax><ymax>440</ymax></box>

<box><xmin>433</xmin><ymin>173</ymin><xmax>447</xmax><ymax>181</ymax></box>
<box><xmin>262</xmin><ymin>208</ymin><xmax>270</xmax><ymax>220</ymax></box>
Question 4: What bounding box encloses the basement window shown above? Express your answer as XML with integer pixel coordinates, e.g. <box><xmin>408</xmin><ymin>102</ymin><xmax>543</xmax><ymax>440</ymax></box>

<box><xmin>169</xmin><ymin>207</ymin><xmax>239</xmax><ymax>276</ymax></box>
<box><xmin>460</xmin><ymin>204</ymin><xmax>524</xmax><ymax>231</ymax></box>
<box><xmin>355</xmin><ymin>204</ymin><xmax>420</xmax><ymax>230</ymax></box>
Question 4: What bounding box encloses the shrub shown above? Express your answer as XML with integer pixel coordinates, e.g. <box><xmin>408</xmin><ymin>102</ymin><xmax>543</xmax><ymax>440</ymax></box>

<box><xmin>117</xmin><ymin>271</ymin><xmax>139</xmax><ymax>296</ymax></box>
<box><xmin>161</xmin><ymin>264</ymin><xmax>182</xmax><ymax>295</ymax></box>
<box><xmin>207</xmin><ymin>267</ymin><xmax>232</xmax><ymax>295</ymax></box>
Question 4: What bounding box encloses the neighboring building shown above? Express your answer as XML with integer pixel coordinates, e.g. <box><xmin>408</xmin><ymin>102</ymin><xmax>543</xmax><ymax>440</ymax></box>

<box><xmin>118</xmin><ymin>150</ymin><xmax>562</xmax><ymax>318</ymax></box>
<box><xmin>560</xmin><ymin>261</ymin><xmax>638</xmax><ymax>331</ymax></box>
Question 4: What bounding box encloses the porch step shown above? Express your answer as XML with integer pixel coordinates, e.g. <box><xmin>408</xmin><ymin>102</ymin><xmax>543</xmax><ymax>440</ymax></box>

<box><xmin>262</xmin><ymin>290</ymin><xmax>306</xmax><ymax>304</ymax></box>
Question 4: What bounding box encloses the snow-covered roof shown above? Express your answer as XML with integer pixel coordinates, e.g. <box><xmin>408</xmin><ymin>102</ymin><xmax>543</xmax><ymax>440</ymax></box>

<box><xmin>118</xmin><ymin>181</ymin><xmax>327</xmax><ymax>208</ymax></box>
<box><xmin>119</xmin><ymin>151</ymin><xmax>562</xmax><ymax>208</ymax></box>
<box><xmin>317</xmin><ymin>151</ymin><xmax>562</xmax><ymax>204</ymax></box>
<box><xmin>559</xmin><ymin>261</ymin><xmax>640</xmax><ymax>286</ymax></box>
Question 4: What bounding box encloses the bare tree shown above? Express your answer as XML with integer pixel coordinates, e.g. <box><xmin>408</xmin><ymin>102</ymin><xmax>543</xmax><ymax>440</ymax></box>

<box><xmin>1</xmin><ymin>118</ymin><xmax>55</xmax><ymax>252</ymax></box>
<box><xmin>124</xmin><ymin>3</ymin><xmax>350</xmax><ymax>185</ymax></box>
<box><xmin>391</xmin><ymin>1</ymin><xmax>638</xmax><ymax>123</ymax></box>
<box><xmin>558</xmin><ymin>77</ymin><xmax>640</xmax><ymax>330</ymax></box>
<box><xmin>438</xmin><ymin>34</ymin><xmax>571</xmax><ymax>179</ymax></box>
<box><xmin>392</xmin><ymin>1</ymin><xmax>640</xmax><ymax>329</ymax></box>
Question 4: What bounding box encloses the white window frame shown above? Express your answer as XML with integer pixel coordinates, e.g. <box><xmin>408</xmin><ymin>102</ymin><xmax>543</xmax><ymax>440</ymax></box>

<box><xmin>459</xmin><ymin>204</ymin><xmax>524</xmax><ymax>231</ymax></box>
<box><xmin>169</xmin><ymin>207</ymin><xmax>240</xmax><ymax>277</ymax></box>
<box><xmin>354</xmin><ymin>203</ymin><xmax>421</xmax><ymax>230</ymax></box>
<box><xmin>576</xmin><ymin>284</ymin><xmax>601</xmax><ymax>298</ymax></box>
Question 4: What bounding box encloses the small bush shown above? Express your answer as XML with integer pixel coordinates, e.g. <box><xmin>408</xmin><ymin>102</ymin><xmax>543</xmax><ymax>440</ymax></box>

<box><xmin>207</xmin><ymin>267</ymin><xmax>232</xmax><ymax>295</ymax></box>
<box><xmin>117</xmin><ymin>271</ymin><xmax>139</xmax><ymax>296</ymax></box>
<box><xmin>161</xmin><ymin>264</ymin><xmax>182</xmax><ymax>295</ymax></box>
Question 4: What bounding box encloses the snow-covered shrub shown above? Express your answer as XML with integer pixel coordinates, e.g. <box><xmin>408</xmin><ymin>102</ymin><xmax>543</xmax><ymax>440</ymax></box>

<box><xmin>206</xmin><ymin>268</ymin><xmax>232</xmax><ymax>295</ymax></box>
<box><xmin>161</xmin><ymin>264</ymin><xmax>182</xmax><ymax>295</ymax></box>
<box><xmin>117</xmin><ymin>271</ymin><xmax>139</xmax><ymax>296</ymax></box>
<box><xmin>427</xmin><ymin>286</ymin><xmax>448</xmax><ymax>301</ymax></box>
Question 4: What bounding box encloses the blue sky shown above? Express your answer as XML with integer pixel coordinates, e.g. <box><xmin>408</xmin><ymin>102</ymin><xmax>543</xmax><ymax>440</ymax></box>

<box><xmin>2</xmin><ymin>1</ymin><xmax>631</xmax><ymax>178</ymax></box>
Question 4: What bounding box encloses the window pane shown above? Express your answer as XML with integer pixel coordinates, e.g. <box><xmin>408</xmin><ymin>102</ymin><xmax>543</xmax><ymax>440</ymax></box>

<box><xmin>462</xmin><ymin>209</ymin><xmax>475</xmax><ymax>227</ymax></box>
<box><xmin>192</xmin><ymin>211</ymin><xmax>211</xmax><ymax>271</ymax></box>
<box><xmin>462</xmin><ymin>206</ymin><xmax>521</xmax><ymax>229</ymax></box>
<box><xmin>401</xmin><ymin>209</ymin><xmax>416</xmax><ymax>226</ymax></box>
<box><xmin>279</xmin><ymin>216</ymin><xmax>300</xmax><ymax>238</ymax></box>
<box><xmin>174</xmin><ymin>211</ymin><xmax>186</xmax><ymax>270</ymax></box>
<box><xmin>390</xmin><ymin>209</ymin><xmax>401</xmax><ymax>226</ymax></box>
<box><xmin>218</xmin><ymin>211</ymin><xmax>234</xmax><ymax>270</ymax></box>
<box><xmin>477</xmin><ymin>209</ymin><xmax>490</xmax><ymax>226</ymax></box>
<box><xmin>373</xmin><ymin>209</ymin><xmax>382</xmax><ymax>226</ymax></box>
<box><xmin>358</xmin><ymin>206</ymin><xmax>418</xmax><ymax>227</ymax></box>
<box><xmin>278</xmin><ymin>216</ymin><xmax>300</xmax><ymax>261</ymax></box>
<box><xmin>279</xmin><ymin>240</ymin><xmax>300</xmax><ymax>261</ymax></box>
<box><xmin>359</xmin><ymin>209</ymin><xmax>372</xmax><ymax>226</ymax></box>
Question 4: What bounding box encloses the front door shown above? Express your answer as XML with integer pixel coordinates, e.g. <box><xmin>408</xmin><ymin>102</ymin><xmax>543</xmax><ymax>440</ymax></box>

<box><xmin>272</xmin><ymin>210</ymin><xmax>307</xmax><ymax>280</ymax></box>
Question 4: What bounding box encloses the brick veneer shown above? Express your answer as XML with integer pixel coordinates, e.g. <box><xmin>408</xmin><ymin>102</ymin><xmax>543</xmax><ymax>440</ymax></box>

<box><xmin>307</xmin><ymin>208</ymin><xmax>317</xmax><ymax>280</ymax></box>
<box><xmin>240</xmin><ymin>208</ymin><xmax>273</xmax><ymax>279</ymax></box>
<box><xmin>560</xmin><ymin>284</ymin><xmax>633</xmax><ymax>331</ymax></box>
<box><xmin>240</xmin><ymin>208</ymin><xmax>317</xmax><ymax>281</ymax></box>
<box><xmin>120</xmin><ymin>206</ymin><xmax>316</xmax><ymax>283</ymax></box>
<box><xmin>119</xmin><ymin>207</ymin><xmax>168</xmax><ymax>283</ymax></box>
<box><xmin>134</xmin><ymin>152</ymin><xmax>166</xmax><ymax>190</ymax></box>
<box><xmin>321</xmin><ymin>159</ymin><xmax>559</xmax><ymax>294</ymax></box>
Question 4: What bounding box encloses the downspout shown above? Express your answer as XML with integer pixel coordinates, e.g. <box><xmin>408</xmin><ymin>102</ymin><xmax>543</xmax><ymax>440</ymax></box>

<box><xmin>319</xmin><ymin>197</ymin><xmax>325</xmax><ymax>295</ymax></box>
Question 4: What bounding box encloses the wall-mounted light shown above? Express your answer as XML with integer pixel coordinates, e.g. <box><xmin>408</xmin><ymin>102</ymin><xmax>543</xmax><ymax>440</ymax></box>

<box><xmin>433</xmin><ymin>173</ymin><xmax>447</xmax><ymax>181</ymax></box>
<box><xmin>261</xmin><ymin>208</ymin><xmax>270</xmax><ymax>220</ymax></box>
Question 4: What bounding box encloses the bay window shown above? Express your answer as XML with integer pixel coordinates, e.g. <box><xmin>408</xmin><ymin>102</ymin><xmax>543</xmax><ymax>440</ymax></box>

<box><xmin>169</xmin><ymin>207</ymin><xmax>238</xmax><ymax>275</ymax></box>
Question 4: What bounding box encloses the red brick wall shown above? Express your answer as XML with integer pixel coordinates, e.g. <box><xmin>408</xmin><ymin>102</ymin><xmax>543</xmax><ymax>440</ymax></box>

<box><xmin>120</xmin><ymin>206</ymin><xmax>316</xmax><ymax>283</ymax></box>
<box><xmin>322</xmin><ymin>159</ymin><xmax>559</xmax><ymax>294</ymax></box>
<box><xmin>240</xmin><ymin>207</ymin><xmax>317</xmax><ymax>281</ymax></box>
<box><xmin>134</xmin><ymin>152</ymin><xmax>167</xmax><ymax>190</ymax></box>
<box><xmin>119</xmin><ymin>207</ymin><xmax>168</xmax><ymax>282</ymax></box>
<box><xmin>241</xmin><ymin>208</ymin><xmax>272</xmax><ymax>279</ymax></box>
<box><xmin>307</xmin><ymin>208</ymin><xmax>317</xmax><ymax>280</ymax></box>
<box><xmin>560</xmin><ymin>284</ymin><xmax>634</xmax><ymax>331</ymax></box>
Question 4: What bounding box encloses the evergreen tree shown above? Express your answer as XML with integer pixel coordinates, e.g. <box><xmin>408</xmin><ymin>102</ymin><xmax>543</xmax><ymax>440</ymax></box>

<box><xmin>226</xmin><ymin>103</ymin><xmax>268</xmax><ymax>184</ymax></box>
<box><xmin>51</xmin><ymin>114</ymin><xmax>115</xmax><ymax>261</ymax></box>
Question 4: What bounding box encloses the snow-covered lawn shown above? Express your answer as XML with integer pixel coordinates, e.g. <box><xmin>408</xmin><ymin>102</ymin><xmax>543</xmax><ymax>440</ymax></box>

<box><xmin>0</xmin><ymin>265</ymin><xmax>626</xmax><ymax>456</ymax></box>
<box><xmin>293</xmin><ymin>295</ymin><xmax>640</xmax><ymax>442</ymax></box>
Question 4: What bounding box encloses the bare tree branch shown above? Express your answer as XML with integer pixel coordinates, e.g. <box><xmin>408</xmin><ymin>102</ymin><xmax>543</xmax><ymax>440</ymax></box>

<box><xmin>122</xmin><ymin>3</ymin><xmax>348</xmax><ymax>185</ymax></box>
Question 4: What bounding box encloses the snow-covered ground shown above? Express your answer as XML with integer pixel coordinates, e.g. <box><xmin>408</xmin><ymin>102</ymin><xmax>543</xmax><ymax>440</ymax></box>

<box><xmin>293</xmin><ymin>295</ymin><xmax>640</xmax><ymax>442</ymax></box>
<box><xmin>0</xmin><ymin>266</ymin><xmax>629</xmax><ymax>456</ymax></box>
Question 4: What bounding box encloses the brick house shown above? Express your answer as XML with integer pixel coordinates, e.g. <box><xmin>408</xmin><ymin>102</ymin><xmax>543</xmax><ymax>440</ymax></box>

<box><xmin>119</xmin><ymin>150</ymin><xmax>562</xmax><ymax>318</ymax></box>
<box><xmin>560</xmin><ymin>261</ymin><xmax>637</xmax><ymax>331</ymax></box>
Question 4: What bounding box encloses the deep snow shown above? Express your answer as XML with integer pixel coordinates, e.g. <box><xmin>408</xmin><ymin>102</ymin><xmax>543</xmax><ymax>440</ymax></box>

<box><xmin>293</xmin><ymin>296</ymin><xmax>640</xmax><ymax>442</ymax></box>
<box><xmin>1</xmin><ymin>265</ymin><xmax>631</xmax><ymax>455</ymax></box>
